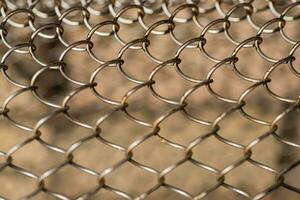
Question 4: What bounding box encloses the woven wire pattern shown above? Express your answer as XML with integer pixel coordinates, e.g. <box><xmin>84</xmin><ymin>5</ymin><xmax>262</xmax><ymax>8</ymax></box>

<box><xmin>0</xmin><ymin>0</ymin><xmax>300</xmax><ymax>199</ymax></box>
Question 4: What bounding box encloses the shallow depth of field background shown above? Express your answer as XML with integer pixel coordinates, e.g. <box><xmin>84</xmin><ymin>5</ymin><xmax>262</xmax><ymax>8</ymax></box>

<box><xmin>0</xmin><ymin>1</ymin><xmax>300</xmax><ymax>199</ymax></box>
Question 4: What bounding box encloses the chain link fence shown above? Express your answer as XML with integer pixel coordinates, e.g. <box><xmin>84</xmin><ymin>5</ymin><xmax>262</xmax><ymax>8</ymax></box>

<box><xmin>0</xmin><ymin>0</ymin><xmax>300</xmax><ymax>199</ymax></box>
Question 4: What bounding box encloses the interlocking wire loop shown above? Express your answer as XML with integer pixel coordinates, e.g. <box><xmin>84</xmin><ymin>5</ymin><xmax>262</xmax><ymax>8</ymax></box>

<box><xmin>0</xmin><ymin>0</ymin><xmax>300</xmax><ymax>200</ymax></box>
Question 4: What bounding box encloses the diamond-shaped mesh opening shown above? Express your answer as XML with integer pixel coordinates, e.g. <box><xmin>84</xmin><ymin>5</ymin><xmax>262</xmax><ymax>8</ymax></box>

<box><xmin>0</xmin><ymin>167</ymin><xmax>36</xmax><ymax>199</ymax></box>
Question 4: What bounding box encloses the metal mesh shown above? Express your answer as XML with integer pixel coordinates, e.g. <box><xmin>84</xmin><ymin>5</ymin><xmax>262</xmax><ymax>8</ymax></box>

<box><xmin>0</xmin><ymin>0</ymin><xmax>300</xmax><ymax>199</ymax></box>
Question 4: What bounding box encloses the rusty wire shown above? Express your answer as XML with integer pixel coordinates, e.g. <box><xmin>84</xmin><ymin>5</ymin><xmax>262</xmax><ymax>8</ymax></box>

<box><xmin>0</xmin><ymin>0</ymin><xmax>300</xmax><ymax>199</ymax></box>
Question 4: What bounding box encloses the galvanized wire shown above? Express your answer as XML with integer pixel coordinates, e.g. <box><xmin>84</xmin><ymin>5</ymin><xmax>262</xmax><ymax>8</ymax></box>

<box><xmin>0</xmin><ymin>0</ymin><xmax>300</xmax><ymax>199</ymax></box>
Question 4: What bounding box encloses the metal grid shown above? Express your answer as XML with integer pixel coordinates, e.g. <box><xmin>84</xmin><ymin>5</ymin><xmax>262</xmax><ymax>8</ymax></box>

<box><xmin>0</xmin><ymin>0</ymin><xmax>300</xmax><ymax>199</ymax></box>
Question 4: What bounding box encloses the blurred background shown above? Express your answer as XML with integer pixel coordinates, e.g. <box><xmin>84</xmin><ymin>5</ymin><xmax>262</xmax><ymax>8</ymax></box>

<box><xmin>0</xmin><ymin>0</ymin><xmax>300</xmax><ymax>199</ymax></box>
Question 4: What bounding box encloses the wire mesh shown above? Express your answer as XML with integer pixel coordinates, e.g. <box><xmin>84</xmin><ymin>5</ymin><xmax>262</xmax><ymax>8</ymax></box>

<box><xmin>0</xmin><ymin>0</ymin><xmax>300</xmax><ymax>199</ymax></box>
